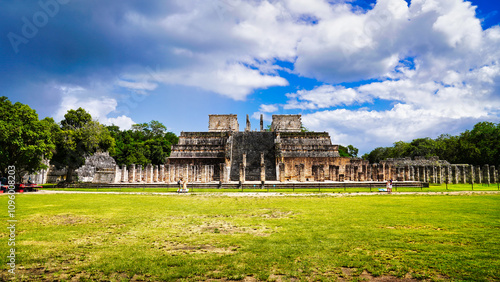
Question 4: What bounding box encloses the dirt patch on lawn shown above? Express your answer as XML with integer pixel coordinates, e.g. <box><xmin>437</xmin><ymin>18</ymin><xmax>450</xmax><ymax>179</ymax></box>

<box><xmin>24</xmin><ymin>213</ymin><xmax>97</xmax><ymax>226</ymax></box>
<box><xmin>193</xmin><ymin>220</ymin><xmax>274</xmax><ymax>237</ymax></box>
<box><xmin>152</xmin><ymin>240</ymin><xmax>238</xmax><ymax>254</ymax></box>
<box><xmin>338</xmin><ymin>268</ymin><xmax>421</xmax><ymax>281</ymax></box>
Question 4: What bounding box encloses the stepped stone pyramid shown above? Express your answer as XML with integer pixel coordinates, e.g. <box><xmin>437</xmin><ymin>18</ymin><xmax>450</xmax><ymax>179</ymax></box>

<box><xmin>167</xmin><ymin>114</ymin><xmax>342</xmax><ymax>182</ymax></box>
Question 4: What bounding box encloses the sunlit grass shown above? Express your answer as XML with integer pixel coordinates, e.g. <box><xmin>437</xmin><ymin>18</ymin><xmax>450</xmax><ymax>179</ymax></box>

<box><xmin>38</xmin><ymin>182</ymin><xmax>500</xmax><ymax>194</ymax></box>
<box><xmin>1</xmin><ymin>193</ymin><xmax>499</xmax><ymax>281</ymax></box>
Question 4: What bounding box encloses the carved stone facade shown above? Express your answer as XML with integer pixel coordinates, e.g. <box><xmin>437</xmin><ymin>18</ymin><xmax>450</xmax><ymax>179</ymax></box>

<box><xmin>208</xmin><ymin>114</ymin><xmax>239</xmax><ymax>132</ymax></box>
<box><xmin>271</xmin><ymin>115</ymin><xmax>302</xmax><ymax>132</ymax></box>
<box><xmin>166</xmin><ymin>114</ymin><xmax>346</xmax><ymax>182</ymax></box>
<box><xmin>29</xmin><ymin>115</ymin><xmax>500</xmax><ymax>185</ymax></box>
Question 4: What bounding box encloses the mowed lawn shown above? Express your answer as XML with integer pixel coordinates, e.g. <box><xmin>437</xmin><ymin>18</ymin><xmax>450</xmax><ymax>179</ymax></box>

<box><xmin>1</xmin><ymin>193</ymin><xmax>499</xmax><ymax>281</ymax></box>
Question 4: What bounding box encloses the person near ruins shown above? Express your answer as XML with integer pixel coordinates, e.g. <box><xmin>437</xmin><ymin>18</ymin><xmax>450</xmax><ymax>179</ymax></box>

<box><xmin>177</xmin><ymin>178</ymin><xmax>183</xmax><ymax>193</ymax></box>
<box><xmin>388</xmin><ymin>179</ymin><xmax>393</xmax><ymax>194</ymax></box>
<box><xmin>182</xmin><ymin>178</ymin><xmax>189</xmax><ymax>193</ymax></box>
<box><xmin>386</xmin><ymin>180</ymin><xmax>391</xmax><ymax>194</ymax></box>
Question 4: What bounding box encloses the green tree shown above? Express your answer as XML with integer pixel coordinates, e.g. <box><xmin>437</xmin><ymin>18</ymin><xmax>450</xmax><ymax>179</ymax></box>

<box><xmin>362</xmin><ymin>147</ymin><xmax>390</xmax><ymax>163</ymax></box>
<box><xmin>0</xmin><ymin>97</ymin><xmax>55</xmax><ymax>180</ymax></box>
<box><xmin>339</xmin><ymin>145</ymin><xmax>359</xmax><ymax>158</ymax></box>
<box><xmin>362</xmin><ymin>121</ymin><xmax>500</xmax><ymax>166</ymax></box>
<box><xmin>457</xmin><ymin>122</ymin><xmax>500</xmax><ymax>166</ymax></box>
<box><xmin>51</xmin><ymin>108</ymin><xmax>115</xmax><ymax>183</ymax></box>
<box><xmin>108</xmin><ymin>120</ymin><xmax>178</xmax><ymax>166</ymax></box>
<box><xmin>347</xmin><ymin>145</ymin><xmax>359</xmax><ymax>158</ymax></box>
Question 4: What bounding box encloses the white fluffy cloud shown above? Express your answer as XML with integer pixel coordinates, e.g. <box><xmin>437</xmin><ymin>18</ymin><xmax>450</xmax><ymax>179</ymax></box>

<box><xmin>259</xmin><ymin>104</ymin><xmax>279</xmax><ymax>113</ymax></box>
<box><xmin>285</xmin><ymin>85</ymin><xmax>371</xmax><ymax>109</ymax></box>
<box><xmin>272</xmin><ymin>0</ymin><xmax>500</xmax><ymax>152</ymax></box>
<box><xmin>16</xmin><ymin>0</ymin><xmax>499</xmax><ymax>153</ymax></box>
<box><xmin>107</xmin><ymin>115</ymin><xmax>136</xmax><ymax>130</ymax></box>
<box><xmin>55</xmin><ymin>85</ymin><xmax>136</xmax><ymax>130</ymax></box>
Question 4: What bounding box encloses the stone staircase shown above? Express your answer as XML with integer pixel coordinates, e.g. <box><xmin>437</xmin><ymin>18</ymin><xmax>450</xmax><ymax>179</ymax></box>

<box><xmin>229</xmin><ymin>132</ymin><xmax>277</xmax><ymax>181</ymax></box>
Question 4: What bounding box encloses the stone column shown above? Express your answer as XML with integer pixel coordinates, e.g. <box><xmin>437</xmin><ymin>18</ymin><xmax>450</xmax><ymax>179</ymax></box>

<box><xmin>241</xmin><ymin>153</ymin><xmax>246</xmax><ymax>182</ymax></box>
<box><xmin>451</xmin><ymin>165</ymin><xmax>457</xmax><ymax>184</ymax></box>
<box><xmin>135</xmin><ymin>165</ymin><xmax>141</xmax><ymax>182</ymax></box>
<box><xmin>469</xmin><ymin>165</ymin><xmax>474</xmax><ymax>184</ymax></box>
<box><xmin>410</xmin><ymin>166</ymin><xmax>415</xmax><ymax>181</ymax></box>
<box><xmin>462</xmin><ymin>166</ymin><xmax>467</xmax><ymax>184</ymax></box>
<box><xmin>371</xmin><ymin>164</ymin><xmax>378</xmax><ymax>181</ymax></box>
<box><xmin>152</xmin><ymin>165</ymin><xmax>157</xmax><ymax>182</ymax></box>
<box><xmin>144</xmin><ymin>164</ymin><xmax>150</xmax><ymax>183</ymax></box>
<box><xmin>183</xmin><ymin>164</ymin><xmax>188</xmax><ymax>183</ymax></box>
<box><xmin>260</xmin><ymin>153</ymin><xmax>266</xmax><ymax>183</ymax></box>
<box><xmin>279</xmin><ymin>163</ymin><xmax>285</xmax><ymax>182</ymax></box>
<box><xmin>363</xmin><ymin>164</ymin><xmax>370</xmax><ymax>181</ymax></box>
<box><xmin>491</xmin><ymin>166</ymin><xmax>497</xmax><ymax>184</ymax></box>
<box><xmin>239</xmin><ymin>163</ymin><xmax>245</xmax><ymax>183</ymax></box>
<box><xmin>320</xmin><ymin>165</ymin><xmax>326</xmax><ymax>182</ymax></box>
<box><xmin>128</xmin><ymin>164</ymin><xmax>136</xmax><ymax>183</ymax></box>
<box><xmin>484</xmin><ymin>165</ymin><xmax>490</xmax><ymax>185</ymax></box>
<box><xmin>260</xmin><ymin>114</ymin><xmax>264</xmax><ymax>132</ymax></box>
<box><xmin>476</xmin><ymin>166</ymin><xmax>482</xmax><ymax>184</ymax></box>
<box><xmin>436</xmin><ymin>166</ymin><xmax>442</xmax><ymax>184</ymax></box>
<box><xmin>299</xmin><ymin>164</ymin><xmax>306</xmax><ymax>182</ymax></box>
<box><xmin>166</xmin><ymin>165</ymin><xmax>172</xmax><ymax>182</ymax></box>
<box><xmin>245</xmin><ymin>114</ymin><xmax>251</xmax><ymax>132</ymax></box>
<box><xmin>114</xmin><ymin>165</ymin><xmax>121</xmax><ymax>183</ymax></box>
<box><xmin>430</xmin><ymin>166</ymin><xmax>434</xmax><ymax>183</ymax></box>
<box><xmin>347</xmin><ymin>165</ymin><xmax>353</xmax><ymax>181</ymax></box>
<box><xmin>121</xmin><ymin>165</ymin><xmax>127</xmax><ymax>182</ymax></box>
<box><xmin>218</xmin><ymin>164</ymin><xmax>225</xmax><ymax>183</ymax></box>
<box><xmin>159</xmin><ymin>165</ymin><xmax>165</xmax><ymax>182</ymax></box>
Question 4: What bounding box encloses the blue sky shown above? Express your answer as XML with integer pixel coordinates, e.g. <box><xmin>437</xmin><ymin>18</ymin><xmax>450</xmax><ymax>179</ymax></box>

<box><xmin>1</xmin><ymin>0</ymin><xmax>499</xmax><ymax>154</ymax></box>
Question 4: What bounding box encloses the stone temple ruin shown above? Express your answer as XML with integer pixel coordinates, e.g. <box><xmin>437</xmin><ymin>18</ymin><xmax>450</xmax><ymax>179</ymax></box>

<box><xmin>112</xmin><ymin>114</ymin><xmax>497</xmax><ymax>184</ymax></box>
<box><xmin>29</xmin><ymin>114</ymin><xmax>499</xmax><ymax>185</ymax></box>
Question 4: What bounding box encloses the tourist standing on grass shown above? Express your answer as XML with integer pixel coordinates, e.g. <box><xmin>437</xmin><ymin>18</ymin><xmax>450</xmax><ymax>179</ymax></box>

<box><xmin>386</xmin><ymin>180</ymin><xmax>392</xmax><ymax>194</ymax></box>
<box><xmin>388</xmin><ymin>179</ymin><xmax>393</xmax><ymax>194</ymax></box>
<box><xmin>177</xmin><ymin>178</ymin><xmax>183</xmax><ymax>193</ymax></box>
<box><xmin>182</xmin><ymin>178</ymin><xmax>188</xmax><ymax>192</ymax></box>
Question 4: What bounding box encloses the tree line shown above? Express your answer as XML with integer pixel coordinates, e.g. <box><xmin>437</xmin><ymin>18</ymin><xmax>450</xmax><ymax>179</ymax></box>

<box><xmin>0</xmin><ymin>97</ymin><xmax>178</xmax><ymax>183</ymax></box>
<box><xmin>362</xmin><ymin>122</ymin><xmax>500</xmax><ymax>167</ymax></box>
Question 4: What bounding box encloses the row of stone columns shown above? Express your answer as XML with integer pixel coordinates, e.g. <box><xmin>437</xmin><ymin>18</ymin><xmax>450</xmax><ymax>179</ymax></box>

<box><xmin>275</xmin><ymin>163</ymin><xmax>499</xmax><ymax>183</ymax></box>
<box><xmin>344</xmin><ymin>164</ymin><xmax>499</xmax><ymax>184</ymax></box>
<box><xmin>234</xmin><ymin>153</ymin><xmax>267</xmax><ymax>184</ymax></box>
<box><xmin>115</xmin><ymin>163</ymin><xmax>499</xmax><ymax>184</ymax></box>
<box><xmin>116</xmin><ymin>164</ymin><xmax>215</xmax><ymax>183</ymax></box>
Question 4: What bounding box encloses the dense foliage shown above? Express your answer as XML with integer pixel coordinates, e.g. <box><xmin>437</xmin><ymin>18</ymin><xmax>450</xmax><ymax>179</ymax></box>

<box><xmin>107</xmin><ymin>120</ymin><xmax>179</xmax><ymax>166</ymax></box>
<box><xmin>0</xmin><ymin>96</ymin><xmax>55</xmax><ymax>179</ymax></box>
<box><xmin>0</xmin><ymin>98</ymin><xmax>179</xmax><ymax>182</ymax></box>
<box><xmin>363</xmin><ymin>122</ymin><xmax>500</xmax><ymax>166</ymax></box>
<box><xmin>339</xmin><ymin>145</ymin><xmax>359</xmax><ymax>158</ymax></box>
<box><xmin>51</xmin><ymin>108</ymin><xmax>115</xmax><ymax>182</ymax></box>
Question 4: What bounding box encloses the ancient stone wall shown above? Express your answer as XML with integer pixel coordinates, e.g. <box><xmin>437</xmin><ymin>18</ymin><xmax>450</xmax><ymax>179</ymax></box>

<box><xmin>229</xmin><ymin>132</ymin><xmax>276</xmax><ymax>181</ymax></box>
<box><xmin>208</xmin><ymin>114</ymin><xmax>239</xmax><ymax>132</ymax></box>
<box><xmin>271</xmin><ymin>115</ymin><xmax>302</xmax><ymax>132</ymax></box>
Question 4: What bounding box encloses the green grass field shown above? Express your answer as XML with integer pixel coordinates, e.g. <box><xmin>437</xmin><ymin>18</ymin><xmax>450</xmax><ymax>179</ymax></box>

<box><xmin>38</xmin><ymin>182</ymin><xmax>500</xmax><ymax>194</ymax></box>
<box><xmin>1</xmin><ymin>193</ymin><xmax>499</xmax><ymax>281</ymax></box>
